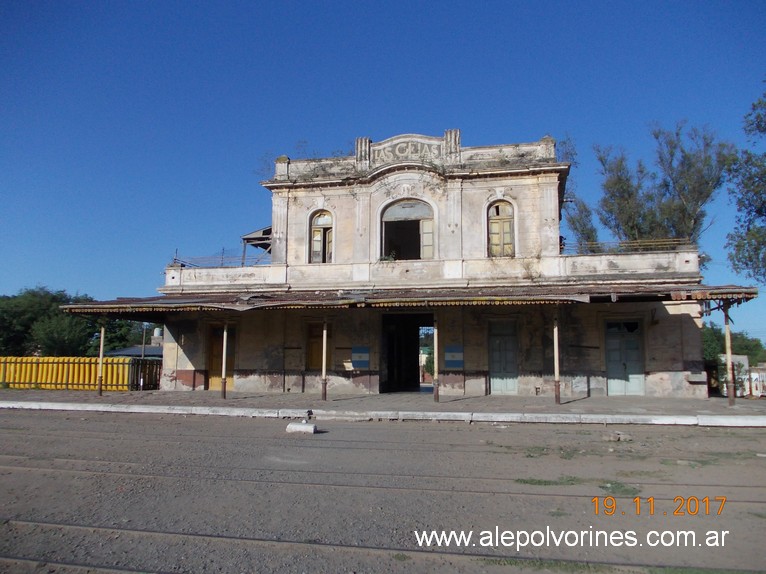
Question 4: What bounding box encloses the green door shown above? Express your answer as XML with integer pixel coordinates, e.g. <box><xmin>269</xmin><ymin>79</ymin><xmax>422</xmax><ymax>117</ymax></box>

<box><xmin>606</xmin><ymin>321</ymin><xmax>645</xmax><ymax>395</ymax></box>
<box><xmin>489</xmin><ymin>322</ymin><xmax>518</xmax><ymax>395</ymax></box>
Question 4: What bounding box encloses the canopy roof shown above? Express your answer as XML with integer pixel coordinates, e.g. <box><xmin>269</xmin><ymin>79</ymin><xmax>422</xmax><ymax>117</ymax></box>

<box><xmin>241</xmin><ymin>225</ymin><xmax>272</xmax><ymax>252</ymax></box>
<box><xmin>63</xmin><ymin>283</ymin><xmax>758</xmax><ymax>322</ymax></box>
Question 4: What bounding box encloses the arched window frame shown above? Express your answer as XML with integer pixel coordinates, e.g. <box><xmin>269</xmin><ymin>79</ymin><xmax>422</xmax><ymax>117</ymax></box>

<box><xmin>487</xmin><ymin>200</ymin><xmax>515</xmax><ymax>257</ymax></box>
<box><xmin>379</xmin><ymin>198</ymin><xmax>435</xmax><ymax>261</ymax></box>
<box><xmin>309</xmin><ymin>210</ymin><xmax>334</xmax><ymax>263</ymax></box>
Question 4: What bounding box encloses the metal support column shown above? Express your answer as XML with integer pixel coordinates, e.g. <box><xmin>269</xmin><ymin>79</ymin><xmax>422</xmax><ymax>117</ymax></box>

<box><xmin>321</xmin><ymin>319</ymin><xmax>328</xmax><ymax>401</ymax></box>
<box><xmin>723</xmin><ymin>302</ymin><xmax>735</xmax><ymax>406</ymax></box>
<box><xmin>554</xmin><ymin>312</ymin><xmax>561</xmax><ymax>405</ymax></box>
<box><xmin>221</xmin><ymin>323</ymin><xmax>228</xmax><ymax>399</ymax></box>
<box><xmin>433</xmin><ymin>316</ymin><xmax>440</xmax><ymax>403</ymax></box>
<box><xmin>97</xmin><ymin>325</ymin><xmax>105</xmax><ymax>396</ymax></box>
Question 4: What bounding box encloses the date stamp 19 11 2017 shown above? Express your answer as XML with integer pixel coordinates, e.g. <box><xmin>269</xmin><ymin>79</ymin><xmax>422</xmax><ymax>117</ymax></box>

<box><xmin>592</xmin><ymin>496</ymin><xmax>727</xmax><ymax>516</ymax></box>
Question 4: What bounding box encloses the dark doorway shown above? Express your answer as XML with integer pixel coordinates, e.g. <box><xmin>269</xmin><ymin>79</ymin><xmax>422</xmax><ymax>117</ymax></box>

<box><xmin>383</xmin><ymin>220</ymin><xmax>421</xmax><ymax>260</ymax></box>
<box><xmin>381</xmin><ymin>313</ymin><xmax>433</xmax><ymax>392</ymax></box>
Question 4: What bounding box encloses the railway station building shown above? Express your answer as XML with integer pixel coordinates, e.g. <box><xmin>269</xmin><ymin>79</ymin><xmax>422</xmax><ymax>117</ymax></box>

<box><xmin>67</xmin><ymin>130</ymin><xmax>757</xmax><ymax>398</ymax></box>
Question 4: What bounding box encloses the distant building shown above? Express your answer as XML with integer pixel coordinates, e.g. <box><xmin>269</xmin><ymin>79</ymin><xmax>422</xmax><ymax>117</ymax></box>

<box><xmin>105</xmin><ymin>345</ymin><xmax>163</xmax><ymax>358</ymax></box>
<box><xmin>67</xmin><ymin>130</ymin><xmax>757</xmax><ymax>397</ymax></box>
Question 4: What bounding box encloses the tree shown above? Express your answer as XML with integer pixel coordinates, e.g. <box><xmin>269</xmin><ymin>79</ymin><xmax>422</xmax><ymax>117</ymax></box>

<box><xmin>701</xmin><ymin>322</ymin><xmax>724</xmax><ymax>362</ymax></box>
<box><xmin>86</xmin><ymin>319</ymin><xmax>149</xmax><ymax>356</ymax></box>
<box><xmin>594</xmin><ymin>145</ymin><xmax>658</xmax><ymax>241</ymax></box>
<box><xmin>731</xmin><ymin>331</ymin><xmax>766</xmax><ymax>365</ymax></box>
<box><xmin>0</xmin><ymin>287</ymin><xmax>77</xmax><ymax>355</ymax></box>
<box><xmin>727</xmin><ymin>89</ymin><xmax>766</xmax><ymax>283</ymax></box>
<box><xmin>0</xmin><ymin>287</ymin><xmax>147</xmax><ymax>357</ymax></box>
<box><xmin>651</xmin><ymin>124</ymin><xmax>735</xmax><ymax>242</ymax></box>
<box><xmin>565</xmin><ymin>124</ymin><xmax>735</xmax><ymax>249</ymax></box>
<box><xmin>701</xmin><ymin>322</ymin><xmax>766</xmax><ymax>366</ymax></box>
<box><xmin>31</xmin><ymin>313</ymin><xmax>94</xmax><ymax>356</ymax></box>
<box><xmin>559</xmin><ymin>136</ymin><xmax>601</xmax><ymax>253</ymax></box>
<box><xmin>424</xmin><ymin>348</ymin><xmax>434</xmax><ymax>378</ymax></box>
<box><xmin>564</xmin><ymin>197</ymin><xmax>601</xmax><ymax>253</ymax></box>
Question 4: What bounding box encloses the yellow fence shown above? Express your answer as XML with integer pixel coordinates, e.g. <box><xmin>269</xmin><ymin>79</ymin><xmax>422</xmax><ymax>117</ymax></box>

<box><xmin>0</xmin><ymin>357</ymin><xmax>141</xmax><ymax>391</ymax></box>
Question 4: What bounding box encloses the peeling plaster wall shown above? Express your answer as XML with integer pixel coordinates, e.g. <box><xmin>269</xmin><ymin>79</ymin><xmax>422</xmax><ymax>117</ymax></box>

<box><xmin>432</xmin><ymin>308</ymin><xmax>465</xmax><ymax>395</ymax></box>
<box><xmin>160</xmin><ymin>320</ymin><xmax>207</xmax><ymax>391</ymax></box>
<box><xmin>459</xmin><ymin>176</ymin><xmax>553</xmax><ymax>260</ymax></box>
<box><xmin>226</xmin><ymin>309</ymin><xmax>382</xmax><ymax>394</ymax></box>
<box><xmin>277</xmin><ymin>168</ymin><xmax>562</xmax><ymax>270</ymax></box>
<box><xmin>161</xmin><ymin>302</ymin><xmax>706</xmax><ymax>398</ymax></box>
<box><xmin>557</xmin><ymin>301</ymin><xmax>706</xmax><ymax>398</ymax></box>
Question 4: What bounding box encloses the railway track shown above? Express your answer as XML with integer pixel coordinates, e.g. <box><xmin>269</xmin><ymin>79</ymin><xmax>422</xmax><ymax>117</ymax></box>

<box><xmin>1</xmin><ymin>456</ymin><xmax>766</xmax><ymax>503</ymax></box>
<box><xmin>1</xmin><ymin>410</ymin><xmax>763</xmax><ymax>572</ymax></box>
<box><xmin>4</xmin><ymin>516</ymin><xmax>746</xmax><ymax>574</ymax></box>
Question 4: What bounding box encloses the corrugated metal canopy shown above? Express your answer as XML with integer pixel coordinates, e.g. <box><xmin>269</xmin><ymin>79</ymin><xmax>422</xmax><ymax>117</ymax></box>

<box><xmin>62</xmin><ymin>283</ymin><xmax>757</xmax><ymax>320</ymax></box>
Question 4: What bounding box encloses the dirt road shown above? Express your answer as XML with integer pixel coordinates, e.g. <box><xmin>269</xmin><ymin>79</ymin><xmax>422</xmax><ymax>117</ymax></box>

<box><xmin>0</xmin><ymin>410</ymin><xmax>763</xmax><ymax>573</ymax></box>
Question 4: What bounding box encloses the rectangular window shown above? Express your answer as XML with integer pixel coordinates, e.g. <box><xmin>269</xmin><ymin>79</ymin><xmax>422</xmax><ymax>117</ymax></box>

<box><xmin>311</xmin><ymin>228</ymin><xmax>332</xmax><ymax>263</ymax></box>
<box><xmin>489</xmin><ymin>220</ymin><xmax>513</xmax><ymax>256</ymax></box>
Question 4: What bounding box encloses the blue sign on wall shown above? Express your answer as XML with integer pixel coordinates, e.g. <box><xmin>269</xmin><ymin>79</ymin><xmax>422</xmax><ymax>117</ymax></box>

<box><xmin>444</xmin><ymin>345</ymin><xmax>464</xmax><ymax>369</ymax></box>
<box><xmin>351</xmin><ymin>346</ymin><xmax>370</xmax><ymax>369</ymax></box>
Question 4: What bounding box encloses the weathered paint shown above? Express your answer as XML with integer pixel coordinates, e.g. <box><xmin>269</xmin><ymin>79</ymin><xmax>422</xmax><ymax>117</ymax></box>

<box><xmin>158</xmin><ymin>299</ymin><xmax>706</xmax><ymax>398</ymax></box>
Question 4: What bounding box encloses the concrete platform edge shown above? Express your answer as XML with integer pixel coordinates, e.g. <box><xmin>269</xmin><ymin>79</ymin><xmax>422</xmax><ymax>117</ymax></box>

<box><xmin>2</xmin><ymin>400</ymin><xmax>766</xmax><ymax>426</ymax></box>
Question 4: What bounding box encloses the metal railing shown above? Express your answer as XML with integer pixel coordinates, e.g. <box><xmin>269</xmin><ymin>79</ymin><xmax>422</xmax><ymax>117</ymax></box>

<box><xmin>171</xmin><ymin>248</ymin><xmax>272</xmax><ymax>268</ymax></box>
<box><xmin>170</xmin><ymin>239</ymin><xmax>695</xmax><ymax>268</ymax></box>
<box><xmin>561</xmin><ymin>238</ymin><xmax>695</xmax><ymax>255</ymax></box>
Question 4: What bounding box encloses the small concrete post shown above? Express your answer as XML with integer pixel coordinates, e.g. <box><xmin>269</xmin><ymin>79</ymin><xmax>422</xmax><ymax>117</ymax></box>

<box><xmin>321</xmin><ymin>319</ymin><xmax>328</xmax><ymax>401</ymax></box>
<box><xmin>221</xmin><ymin>323</ymin><xmax>228</xmax><ymax>399</ymax></box>
<box><xmin>433</xmin><ymin>316</ymin><xmax>439</xmax><ymax>403</ymax></box>
<box><xmin>97</xmin><ymin>325</ymin><xmax>105</xmax><ymax>396</ymax></box>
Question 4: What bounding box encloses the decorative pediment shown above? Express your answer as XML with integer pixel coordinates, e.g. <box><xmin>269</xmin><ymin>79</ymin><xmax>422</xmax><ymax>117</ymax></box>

<box><xmin>356</xmin><ymin>129</ymin><xmax>461</xmax><ymax>171</ymax></box>
<box><xmin>370</xmin><ymin>134</ymin><xmax>444</xmax><ymax>165</ymax></box>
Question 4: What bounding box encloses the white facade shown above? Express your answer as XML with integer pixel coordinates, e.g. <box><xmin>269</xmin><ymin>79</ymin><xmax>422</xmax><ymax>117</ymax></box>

<box><xmin>147</xmin><ymin>130</ymin><xmax>741</xmax><ymax>398</ymax></box>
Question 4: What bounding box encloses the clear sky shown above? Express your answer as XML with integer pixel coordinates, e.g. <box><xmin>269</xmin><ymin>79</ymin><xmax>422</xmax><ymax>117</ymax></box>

<box><xmin>1</xmin><ymin>1</ymin><xmax>764</xmax><ymax>342</ymax></box>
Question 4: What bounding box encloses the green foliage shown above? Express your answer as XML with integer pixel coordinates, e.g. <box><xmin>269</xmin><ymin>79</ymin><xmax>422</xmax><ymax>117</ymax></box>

<box><xmin>89</xmin><ymin>319</ymin><xmax>148</xmax><ymax>356</ymax></box>
<box><xmin>563</xmin><ymin>197</ymin><xmax>601</xmax><ymax>253</ymax></box>
<box><xmin>565</xmin><ymin>124</ymin><xmax>735</xmax><ymax>250</ymax></box>
<box><xmin>0</xmin><ymin>286</ymin><xmax>150</xmax><ymax>357</ymax></box>
<box><xmin>595</xmin><ymin>145</ymin><xmax>657</xmax><ymax>241</ymax></box>
<box><xmin>559</xmin><ymin>135</ymin><xmax>601</xmax><ymax>254</ymax></box>
<box><xmin>423</xmin><ymin>348</ymin><xmax>434</xmax><ymax>377</ymax></box>
<box><xmin>701</xmin><ymin>322</ymin><xmax>724</xmax><ymax>362</ymax></box>
<box><xmin>651</xmin><ymin>124</ymin><xmax>736</xmax><ymax>242</ymax></box>
<box><xmin>701</xmin><ymin>322</ymin><xmax>766</xmax><ymax>365</ymax></box>
<box><xmin>595</xmin><ymin>124</ymin><xmax>735</xmax><ymax>244</ymax></box>
<box><xmin>727</xmin><ymin>88</ymin><xmax>766</xmax><ymax>284</ymax></box>
<box><xmin>731</xmin><ymin>331</ymin><xmax>766</xmax><ymax>365</ymax></box>
<box><xmin>31</xmin><ymin>313</ymin><xmax>94</xmax><ymax>356</ymax></box>
<box><xmin>0</xmin><ymin>287</ymin><xmax>88</xmax><ymax>355</ymax></box>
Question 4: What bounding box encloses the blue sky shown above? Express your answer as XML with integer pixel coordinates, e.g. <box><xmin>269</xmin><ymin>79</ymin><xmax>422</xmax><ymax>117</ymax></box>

<box><xmin>1</xmin><ymin>1</ymin><xmax>764</xmax><ymax>342</ymax></box>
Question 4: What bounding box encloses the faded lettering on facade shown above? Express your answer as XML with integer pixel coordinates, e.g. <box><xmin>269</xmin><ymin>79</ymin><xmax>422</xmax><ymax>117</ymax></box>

<box><xmin>372</xmin><ymin>141</ymin><xmax>443</xmax><ymax>164</ymax></box>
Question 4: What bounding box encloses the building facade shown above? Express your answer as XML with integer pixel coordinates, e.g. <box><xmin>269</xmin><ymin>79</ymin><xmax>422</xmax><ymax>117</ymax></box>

<box><xmin>68</xmin><ymin>130</ymin><xmax>756</xmax><ymax>398</ymax></box>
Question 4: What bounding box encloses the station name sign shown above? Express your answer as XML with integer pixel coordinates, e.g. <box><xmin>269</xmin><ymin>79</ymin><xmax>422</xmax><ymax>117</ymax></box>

<box><xmin>371</xmin><ymin>140</ymin><xmax>443</xmax><ymax>164</ymax></box>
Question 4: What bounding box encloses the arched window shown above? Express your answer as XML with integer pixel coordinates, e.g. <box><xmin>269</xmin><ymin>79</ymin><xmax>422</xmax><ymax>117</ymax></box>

<box><xmin>488</xmin><ymin>201</ymin><xmax>514</xmax><ymax>257</ymax></box>
<box><xmin>310</xmin><ymin>210</ymin><xmax>333</xmax><ymax>263</ymax></box>
<box><xmin>381</xmin><ymin>199</ymin><xmax>433</xmax><ymax>260</ymax></box>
